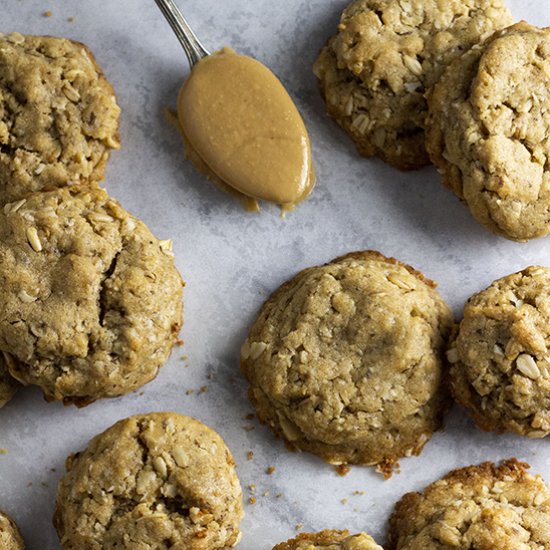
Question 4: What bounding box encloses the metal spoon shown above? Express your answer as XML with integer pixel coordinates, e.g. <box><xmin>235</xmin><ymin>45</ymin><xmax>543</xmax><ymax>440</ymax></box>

<box><xmin>153</xmin><ymin>0</ymin><xmax>210</xmax><ymax>67</ymax></box>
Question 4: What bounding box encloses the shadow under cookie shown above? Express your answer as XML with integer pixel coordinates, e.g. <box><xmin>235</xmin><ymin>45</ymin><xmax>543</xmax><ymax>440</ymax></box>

<box><xmin>0</xmin><ymin>353</ymin><xmax>19</xmax><ymax>408</ymax></box>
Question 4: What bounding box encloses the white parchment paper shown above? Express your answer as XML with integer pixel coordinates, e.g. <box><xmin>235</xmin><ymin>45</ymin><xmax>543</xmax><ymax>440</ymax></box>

<box><xmin>1</xmin><ymin>0</ymin><xmax>550</xmax><ymax>547</ymax></box>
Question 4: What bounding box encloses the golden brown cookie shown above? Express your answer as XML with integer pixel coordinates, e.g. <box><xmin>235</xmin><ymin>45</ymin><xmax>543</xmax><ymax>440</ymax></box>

<box><xmin>0</xmin><ymin>511</ymin><xmax>24</xmax><ymax>549</ymax></box>
<box><xmin>54</xmin><ymin>412</ymin><xmax>243</xmax><ymax>549</ymax></box>
<box><xmin>313</xmin><ymin>0</ymin><xmax>512</xmax><ymax>170</ymax></box>
<box><xmin>388</xmin><ymin>459</ymin><xmax>550</xmax><ymax>549</ymax></box>
<box><xmin>0</xmin><ymin>186</ymin><xmax>183</xmax><ymax>406</ymax></box>
<box><xmin>448</xmin><ymin>266</ymin><xmax>550</xmax><ymax>438</ymax></box>
<box><xmin>426</xmin><ymin>22</ymin><xmax>550</xmax><ymax>241</ymax></box>
<box><xmin>0</xmin><ymin>32</ymin><xmax>120</xmax><ymax>204</ymax></box>
<box><xmin>241</xmin><ymin>251</ymin><xmax>452</xmax><ymax>474</ymax></box>
<box><xmin>0</xmin><ymin>353</ymin><xmax>19</xmax><ymax>408</ymax></box>
<box><xmin>273</xmin><ymin>530</ymin><xmax>382</xmax><ymax>550</ymax></box>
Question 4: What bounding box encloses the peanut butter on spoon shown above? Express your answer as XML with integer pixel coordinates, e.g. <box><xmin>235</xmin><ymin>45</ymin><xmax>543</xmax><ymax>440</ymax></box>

<box><xmin>154</xmin><ymin>0</ymin><xmax>315</xmax><ymax>212</ymax></box>
<box><xmin>177</xmin><ymin>47</ymin><xmax>315</xmax><ymax>212</ymax></box>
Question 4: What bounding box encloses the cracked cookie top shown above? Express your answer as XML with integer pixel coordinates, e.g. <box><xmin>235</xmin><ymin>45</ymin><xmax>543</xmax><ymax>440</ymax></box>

<box><xmin>54</xmin><ymin>412</ymin><xmax>243</xmax><ymax>550</ymax></box>
<box><xmin>241</xmin><ymin>251</ymin><xmax>453</xmax><ymax>474</ymax></box>
<box><xmin>272</xmin><ymin>530</ymin><xmax>383</xmax><ymax>550</ymax></box>
<box><xmin>388</xmin><ymin>459</ymin><xmax>550</xmax><ymax>550</ymax></box>
<box><xmin>313</xmin><ymin>0</ymin><xmax>512</xmax><ymax>170</ymax></box>
<box><xmin>0</xmin><ymin>511</ymin><xmax>24</xmax><ymax>550</ymax></box>
<box><xmin>448</xmin><ymin>266</ymin><xmax>550</xmax><ymax>438</ymax></box>
<box><xmin>0</xmin><ymin>353</ymin><xmax>19</xmax><ymax>408</ymax></box>
<box><xmin>426</xmin><ymin>22</ymin><xmax>550</xmax><ymax>241</ymax></box>
<box><xmin>0</xmin><ymin>32</ymin><xmax>120</xmax><ymax>205</ymax></box>
<box><xmin>0</xmin><ymin>185</ymin><xmax>183</xmax><ymax>405</ymax></box>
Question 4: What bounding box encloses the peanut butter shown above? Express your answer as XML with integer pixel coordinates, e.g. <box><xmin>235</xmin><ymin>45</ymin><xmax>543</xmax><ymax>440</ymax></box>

<box><xmin>177</xmin><ymin>48</ymin><xmax>314</xmax><ymax>212</ymax></box>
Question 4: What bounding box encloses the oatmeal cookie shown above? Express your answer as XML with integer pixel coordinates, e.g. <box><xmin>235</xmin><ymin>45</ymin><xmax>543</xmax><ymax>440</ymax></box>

<box><xmin>0</xmin><ymin>32</ymin><xmax>120</xmax><ymax>204</ymax></box>
<box><xmin>273</xmin><ymin>530</ymin><xmax>382</xmax><ymax>550</ymax></box>
<box><xmin>0</xmin><ymin>511</ymin><xmax>24</xmax><ymax>549</ymax></box>
<box><xmin>0</xmin><ymin>186</ymin><xmax>183</xmax><ymax>406</ymax></box>
<box><xmin>426</xmin><ymin>22</ymin><xmax>550</xmax><ymax>241</ymax></box>
<box><xmin>448</xmin><ymin>266</ymin><xmax>550</xmax><ymax>438</ymax></box>
<box><xmin>388</xmin><ymin>459</ymin><xmax>550</xmax><ymax>549</ymax></box>
<box><xmin>313</xmin><ymin>0</ymin><xmax>512</xmax><ymax>170</ymax></box>
<box><xmin>54</xmin><ymin>412</ymin><xmax>243</xmax><ymax>550</ymax></box>
<box><xmin>241</xmin><ymin>251</ymin><xmax>453</xmax><ymax>473</ymax></box>
<box><xmin>0</xmin><ymin>353</ymin><xmax>19</xmax><ymax>408</ymax></box>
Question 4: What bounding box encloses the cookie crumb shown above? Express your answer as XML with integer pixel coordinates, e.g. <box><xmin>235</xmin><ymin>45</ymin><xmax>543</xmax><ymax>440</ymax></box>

<box><xmin>353</xmin><ymin>490</ymin><xmax>365</xmax><ymax>495</ymax></box>
<box><xmin>185</xmin><ymin>389</ymin><xmax>194</xmax><ymax>395</ymax></box>
<box><xmin>198</xmin><ymin>385</ymin><xmax>208</xmax><ymax>394</ymax></box>
<box><xmin>266</xmin><ymin>466</ymin><xmax>276</xmax><ymax>475</ymax></box>
<box><xmin>246</xmin><ymin>451</ymin><xmax>254</xmax><ymax>461</ymax></box>
<box><xmin>376</xmin><ymin>459</ymin><xmax>398</xmax><ymax>479</ymax></box>
<box><xmin>43</xmin><ymin>10</ymin><xmax>52</xmax><ymax>17</ymax></box>
<box><xmin>335</xmin><ymin>464</ymin><xmax>350</xmax><ymax>477</ymax></box>
<box><xmin>262</xmin><ymin>491</ymin><xmax>269</xmax><ymax>497</ymax></box>
<box><xmin>67</xmin><ymin>16</ymin><xmax>75</xmax><ymax>23</ymax></box>
<box><xmin>295</xmin><ymin>523</ymin><xmax>303</xmax><ymax>531</ymax></box>
<box><xmin>249</xmin><ymin>496</ymin><xmax>256</xmax><ymax>505</ymax></box>
<box><xmin>0</xmin><ymin>448</ymin><xmax>7</xmax><ymax>455</ymax></box>
<box><xmin>341</xmin><ymin>498</ymin><xmax>348</xmax><ymax>505</ymax></box>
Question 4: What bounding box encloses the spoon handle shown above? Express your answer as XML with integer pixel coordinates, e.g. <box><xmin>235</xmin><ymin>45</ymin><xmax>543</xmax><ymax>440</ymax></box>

<box><xmin>154</xmin><ymin>0</ymin><xmax>210</xmax><ymax>67</ymax></box>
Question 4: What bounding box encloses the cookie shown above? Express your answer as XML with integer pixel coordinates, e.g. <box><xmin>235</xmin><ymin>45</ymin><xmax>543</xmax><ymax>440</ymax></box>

<box><xmin>313</xmin><ymin>0</ymin><xmax>512</xmax><ymax>170</ymax></box>
<box><xmin>0</xmin><ymin>186</ymin><xmax>183</xmax><ymax>406</ymax></box>
<box><xmin>54</xmin><ymin>412</ymin><xmax>243</xmax><ymax>550</ymax></box>
<box><xmin>426</xmin><ymin>22</ymin><xmax>550</xmax><ymax>241</ymax></box>
<box><xmin>0</xmin><ymin>353</ymin><xmax>19</xmax><ymax>408</ymax></box>
<box><xmin>0</xmin><ymin>511</ymin><xmax>24</xmax><ymax>549</ymax></box>
<box><xmin>388</xmin><ymin>458</ymin><xmax>550</xmax><ymax>549</ymax></box>
<box><xmin>448</xmin><ymin>266</ymin><xmax>550</xmax><ymax>438</ymax></box>
<box><xmin>241</xmin><ymin>251</ymin><xmax>452</xmax><ymax>474</ymax></box>
<box><xmin>273</xmin><ymin>530</ymin><xmax>383</xmax><ymax>550</ymax></box>
<box><xmin>0</xmin><ymin>32</ymin><xmax>120</xmax><ymax>205</ymax></box>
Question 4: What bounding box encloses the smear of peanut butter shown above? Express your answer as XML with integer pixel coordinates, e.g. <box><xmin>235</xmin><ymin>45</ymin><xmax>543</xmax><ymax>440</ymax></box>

<box><xmin>177</xmin><ymin>47</ymin><xmax>314</xmax><ymax>212</ymax></box>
